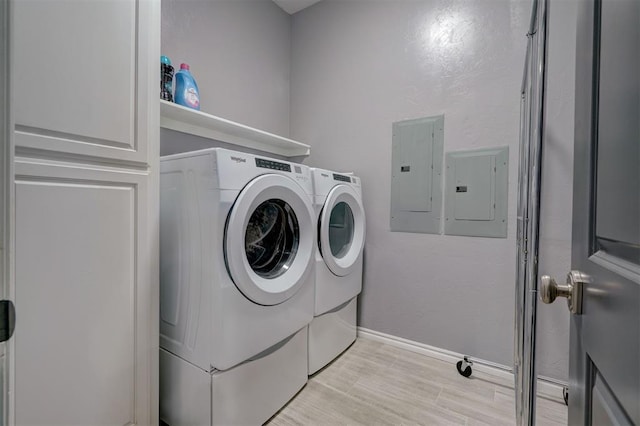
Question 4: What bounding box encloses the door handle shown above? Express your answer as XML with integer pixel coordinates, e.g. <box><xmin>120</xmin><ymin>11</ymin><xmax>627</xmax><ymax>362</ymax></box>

<box><xmin>540</xmin><ymin>271</ymin><xmax>588</xmax><ymax>315</ymax></box>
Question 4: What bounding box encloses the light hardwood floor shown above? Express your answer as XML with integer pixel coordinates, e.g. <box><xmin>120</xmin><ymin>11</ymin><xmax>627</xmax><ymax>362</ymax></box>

<box><xmin>268</xmin><ymin>338</ymin><xmax>567</xmax><ymax>425</ymax></box>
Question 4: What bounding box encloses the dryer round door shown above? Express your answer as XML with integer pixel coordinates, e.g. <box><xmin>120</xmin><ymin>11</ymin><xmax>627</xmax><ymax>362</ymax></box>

<box><xmin>225</xmin><ymin>174</ymin><xmax>314</xmax><ymax>306</ymax></box>
<box><xmin>319</xmin><ymin>185</ymin><xmax>366</xmax><ymax>276</ymax></box>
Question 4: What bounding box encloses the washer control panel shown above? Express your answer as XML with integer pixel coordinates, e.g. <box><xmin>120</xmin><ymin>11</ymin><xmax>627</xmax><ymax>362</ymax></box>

<box><xmin>255</xmin><ymin>158</ymin><xmax>291</xmax><ymax>172</ymax></box>
<box><xmin>333</xmin><ymin>173</ymin><xmax>352</xmax><ymax>183</ymax></box>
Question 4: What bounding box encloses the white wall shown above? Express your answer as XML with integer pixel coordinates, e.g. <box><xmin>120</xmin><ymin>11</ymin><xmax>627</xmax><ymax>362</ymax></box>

<box><xmin>291</xmin><ymin>0</ymin><xmax>576</xmax><ymax>381</ymax></box>
<box><xmin>161</xmin><ymin>0</ymin><xmax>291</xmax><ymax>136</ymax></box>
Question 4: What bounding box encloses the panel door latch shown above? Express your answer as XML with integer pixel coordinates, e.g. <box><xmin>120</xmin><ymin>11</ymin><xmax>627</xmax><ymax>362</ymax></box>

<box><xmin>0</xmin><ymin>300</ymin><xmax>15</xmax><ymax>342</ymax></box>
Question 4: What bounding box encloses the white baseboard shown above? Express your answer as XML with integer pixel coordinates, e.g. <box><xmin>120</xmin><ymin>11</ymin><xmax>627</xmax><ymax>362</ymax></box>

<box><xmin>357</xmin><ymin>327</ymin><xmax>567</xmax><ymax>402</ymax></box>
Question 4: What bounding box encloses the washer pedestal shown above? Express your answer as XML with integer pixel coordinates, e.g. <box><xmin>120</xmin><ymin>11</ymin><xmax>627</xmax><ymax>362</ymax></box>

<box><xmin>160</xmin><ymin>327</ymin><xmax>308</xmax><ymax>425</ymax></box>
<box><xmin>308</xmin><ymin>297</ymin><xmax>357</xmax><ymax>375</ymax></box>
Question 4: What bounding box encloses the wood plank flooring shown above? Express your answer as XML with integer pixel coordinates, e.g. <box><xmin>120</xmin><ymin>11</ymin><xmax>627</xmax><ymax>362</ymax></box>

<box><xmin>267</xmin><ymin>338</ymin><xmax>567</xmax><ymax>425</ymax></box>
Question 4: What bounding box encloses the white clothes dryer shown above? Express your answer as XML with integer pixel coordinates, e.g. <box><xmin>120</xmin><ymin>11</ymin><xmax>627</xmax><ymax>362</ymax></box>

<box><xmin>308</xmin><ymin>168</ymin><xmax>365</xmax><ymax>374</ymax></box>
<box><xmin>159</xmin><ymin>148</ymin><xmax>315</xmax><ymax>425</ymax></box>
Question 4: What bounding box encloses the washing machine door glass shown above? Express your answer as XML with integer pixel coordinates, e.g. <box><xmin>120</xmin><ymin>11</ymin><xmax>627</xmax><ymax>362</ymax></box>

<box><xmin>226</xmin><ymin>174</ymin><xmax>314</xmax><ymax>306</ymax></box>
<box><xmin>319</xmin><ymin>185</ymin><xmax>365</xmax><ymax>277</ymax></box>
<box><xmin>245</xmin><ymin>199</ymin><xmax>299</xmax><ymax>279</ymax></box>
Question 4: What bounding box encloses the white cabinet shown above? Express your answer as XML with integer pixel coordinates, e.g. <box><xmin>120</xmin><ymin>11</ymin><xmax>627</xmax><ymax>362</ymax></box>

<box><xmin>6</xmin><ymin>0</ymin><xmax>159</xmax><ymax>424</ymax></box>
<box><xmin>14</xmin><ymin>160</ymin><xmax>151</xmax><ymax>425</ymax></box>
<box><xmin>13</xmin><ymin>0</ymin><xmax>137</xmax><ymax>149</ymax></box>
<box><xmin>11</xmin><ymin>0</ymin><xmax>158</xmax><ymax>164</ymax></box>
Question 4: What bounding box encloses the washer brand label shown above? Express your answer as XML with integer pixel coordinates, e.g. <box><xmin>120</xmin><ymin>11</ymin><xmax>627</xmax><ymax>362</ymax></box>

<box><xmin>321</xmin><ymin>173</ymin><xmax>329</xmax><ymax>178</ymax></box>
<box><xmin>230</xmin><ymin>156</ymin><xmax>246</xmax><ymax>163</ymax></box>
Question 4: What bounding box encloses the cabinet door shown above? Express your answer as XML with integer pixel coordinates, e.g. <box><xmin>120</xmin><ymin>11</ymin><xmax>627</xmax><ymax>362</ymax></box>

<box><xmin>7</xmin><ymin>0</ymin><xmax>159</xmax><ymax>424</ymax></box>
<box><xmin>14</xmin><ymin>159</ymin><xmax>155</xmax><ymax>426</ymax></box>
<box><xmin>11</xmin><ymin>0</ymin><xmax>156</xmax><ymax>164</ymax></box>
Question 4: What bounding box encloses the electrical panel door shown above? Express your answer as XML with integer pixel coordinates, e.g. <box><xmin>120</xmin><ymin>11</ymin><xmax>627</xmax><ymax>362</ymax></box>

<box><xmin>391</xmin><ymin>115</ymin><xmax>444</xmax><ymax>234</ymax></box>
<box><xmin>444</xmin><ymin>147</ymin><xmax>508</xmax><ymax>238</ymax></box>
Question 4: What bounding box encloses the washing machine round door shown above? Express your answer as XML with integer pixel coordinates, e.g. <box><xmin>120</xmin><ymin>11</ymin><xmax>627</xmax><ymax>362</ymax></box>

<box><xmin>319</xmin><ymin>185</ymin><xmax>365</xmax><ymax>277</ymax></box>
<box><xmin>225</xmin><ymin>174</ymin><xmax>314</xmax><ymax>306</ymax></box>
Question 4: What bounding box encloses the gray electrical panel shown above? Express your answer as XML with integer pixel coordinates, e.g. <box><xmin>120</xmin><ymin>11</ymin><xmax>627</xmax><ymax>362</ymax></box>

<box><xmin>390</xmin><ymin>115</ymin><xmax>444</xmax><ymax>234</ymax></box>
<box><xmin>444</xmin><ymin>147</ymin><xmax>508</xmax><ymax>238</ymax></box>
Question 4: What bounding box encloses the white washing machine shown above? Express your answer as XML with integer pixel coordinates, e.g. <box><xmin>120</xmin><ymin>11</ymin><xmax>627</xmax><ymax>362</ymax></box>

<box><xmin>308</xmin><ymin>168</ymin><xmax>366</xmax><ymax>375</ymax></box>
<box><xmin>158</xmin><ymin>148</ymin><xmax>315</xmax><ymax>425</ymax></box>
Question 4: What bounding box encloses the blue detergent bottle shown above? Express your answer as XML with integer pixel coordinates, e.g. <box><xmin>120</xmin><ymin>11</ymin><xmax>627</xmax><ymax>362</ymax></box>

<box><xmin>174</xmin><ymin>63</ymin><xmax>200</xmax><ymax>110</ymax></box>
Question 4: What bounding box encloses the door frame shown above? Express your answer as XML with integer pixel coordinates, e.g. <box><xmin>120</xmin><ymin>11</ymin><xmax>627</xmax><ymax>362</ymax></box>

<box><xmin>571</xmin><ymin>0</ymin><xmax>598</xmax><ymax>420</ymax></box>
<box><xmin>0</xmin><ymin>0</ymin><xmax>15</xmax><ymax>423</ymax></box>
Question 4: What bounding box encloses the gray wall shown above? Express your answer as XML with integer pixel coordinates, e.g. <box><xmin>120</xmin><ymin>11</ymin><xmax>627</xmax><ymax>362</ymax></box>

<box><xmin>161</xmin><ymin>0</ymin><xmax>291</xmax><ymax>136</ymax></box>
<box><xmin>161</xmin><ymin>0</ymin><xmax>577</xmax><ymax>382</ymax></box>
<box><xmin>291</xmin><ymin>0</ymin><xmax>576</xmax><ymax>381</ymax></box>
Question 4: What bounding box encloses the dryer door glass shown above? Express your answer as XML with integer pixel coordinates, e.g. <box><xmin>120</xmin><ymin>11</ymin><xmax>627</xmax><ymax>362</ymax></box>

<box><xmin>245</xmin><ymin>199</ymin><xmax>300</xmax><ymax>279</ymax></box>
<box><xmin>319</xmin><ymin>184</ymin><xmax>366</xmax><ymax>277</ymax></box>
<box><xmin>328</xmin><ymin>202</ymin><xmax>354</xmax><ymax>258</ymax></box>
